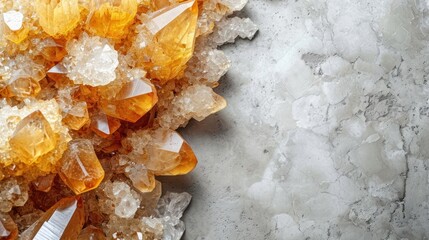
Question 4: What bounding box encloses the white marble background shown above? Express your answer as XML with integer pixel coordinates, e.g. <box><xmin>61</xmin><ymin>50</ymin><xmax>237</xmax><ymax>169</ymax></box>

<box><xmin>164</xmin><ymin>0</ymin><xmax>429</xmax><ymax>239</ymax></box>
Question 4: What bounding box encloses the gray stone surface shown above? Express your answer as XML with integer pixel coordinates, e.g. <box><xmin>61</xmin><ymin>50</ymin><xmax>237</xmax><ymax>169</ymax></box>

<box><xmin>163</xmin><ymin>0</ymin><xmax>429</xmax><ymax>239</ymax></box>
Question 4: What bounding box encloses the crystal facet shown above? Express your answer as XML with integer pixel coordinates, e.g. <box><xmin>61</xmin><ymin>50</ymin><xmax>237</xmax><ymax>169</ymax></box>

<box><xmin>90</xmin><ymin>113</ymin><xmax>121</xmax><ymax>138</ymax></box>
<box><xmin>22</xmin><ymin>196</ymin><xmax>84</xmax><ymax>240</ymax></box>
<box><xmin>100</xmin><ymin>78</ymin><xmax>158</xmax><ymax>123</ymax></box>
<box><xmin>139</xmin><ymin>0</ymin><xmax>198</xmax><ymax>82</ymax></box>
<box><xmin>147</xmin><ymin>129</ymin><xmax>197</xmax><ymax>176</ymax></box>
<box><xmin>9</xmin><ymin>111</ymin><xmax>56</xmax><ymax>164</ymax></box>
<box><xmin>58</xmin><ymin>139</ymin><xmax>105</xmax><ymax>195</ymax></box>
<box><xmin>0</xmin><ymin>213</ymin><xmax>18</xmax><ymax>240</ymax></box>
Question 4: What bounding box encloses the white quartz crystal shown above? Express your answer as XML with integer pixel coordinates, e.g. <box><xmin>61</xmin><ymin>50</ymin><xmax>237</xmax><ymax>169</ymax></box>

<box><xmin>103</xmin><ymin>181</ymin><xmax>141</xmax><ymax>219</ymax></box>
<box><xmin>3</xmin><ymin>10</ymin><xmax>23</xmax><ymax>31</ymax></box>
<box><xmin>157</xmin><ymin>192</ymin><xmax>192</xmax><ymax>240</ymax></box>
<box><xmin>211</xmin><ymin>17</ymin><xmax>258</xmax><ymax>45</ymax></box>
<box><xmin>63</xmin><ymin>34</ymin><xmax>119</xmax><ymax>86</ymax></box>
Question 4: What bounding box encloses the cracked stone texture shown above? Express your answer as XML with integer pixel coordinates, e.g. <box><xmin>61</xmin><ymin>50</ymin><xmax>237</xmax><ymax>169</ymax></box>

<box><xmin>162</xmin><ymin>0</ymin><xmax>429</xmax><ymax>239</ymax></box>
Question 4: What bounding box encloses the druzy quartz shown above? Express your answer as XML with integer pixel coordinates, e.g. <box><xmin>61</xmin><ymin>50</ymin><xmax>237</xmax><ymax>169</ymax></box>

<box><xmin>0</xmin><ymin>0</ymin><xmax>257</xmax><ymax>238</ymax></box>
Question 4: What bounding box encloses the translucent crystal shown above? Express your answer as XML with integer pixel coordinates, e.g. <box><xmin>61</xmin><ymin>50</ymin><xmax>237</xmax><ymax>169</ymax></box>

<box><xmin>9</xmin><ymin>111</ymin><xmax>56</xmax><ymax>164</ymax></box>
<box><xmin>32</xmin><ymin>174</ymin><xmax>56</xmax><ymax>193</ymax></box>
<box><xmin>185</xmin><ymin>48</ymin><xmax>231</xmax><ymax>86</ymax></box>
<box><xmin>100</xmin><ymin>78</ymin><xmax>158</xmax><ymax>123</ymax></box>
<box><xmin>63</xmin><ymin>34</ymin><xmax>119</xmax><ymax>87</ymax></box>
<box><xmin>0</xmin><ymin>99</ymin><xmax>70</xmax><ymax>178</ymax></box>
<box><xmin>35</xmin><ymin>0</ymin><xmax>80</xmax><ymax>37</ymax></box>
<box><xmin>1</xmin><ymin>55</ymin><xmax>45</xmax><ymax>99</ymax></box>
<box><xmin>210</xmin><ymin>17</ymin><xmax>258</xmax><ymax>45</ymax></box>
<box><xmin>158</xmin><ymin>84</ymin><xmax>226</xmax><ymax>129</ymax></box>
<box><xmin>57</xmin><ymin>88</ymin><xmax>90</xmax><ymax>131</ymax></box>
<box><xmin>21</xmin><ymin>196</ymin><xmax>84</xmax><ymax>240</ymax></box>
<box><xmin>218</xmin><ymin>0</ymin><xmax>247</xmax><ymax>11</ymax></box>
<box><xmin>78</xmin><ymin>225</ymin><xmax>106</xmax><ymax>240</ymax></box>
<box><xmin>0</xmin><ymin>178</ymin><xmax>28</xmax><ymax>212</ymax></box>
<box><xmin>58</xmin><ymin>139</ymin><xmax>105</xmax><ymax>195</ymax></box>
<box><xmin>137</xmin><ymin>0</ymin><xmax>198</xmax><ymax>82</ymax></box>
<box><xmin>0</xmin><ymin>213</ymin><xmax>18</xmax><ymax>240</ymax></box>
<box><xmin>1</xmin><ymin>10</ymin><xmax>29</xmax><ymax>44</ymax></box>
<box><xmin>90</xmin><ymin>112</ymin><xmax>121</xmax><ymax>138</ymax></box>
<box><xmin>37</xmin><ymin>39</ymin><xmax>67</xmax><ymax>62</ymax></box>
<box><xmin>125</xmin><ymin>163</ymin><xmax>156</xmax><ymax>193</ymax></box>
<box><xmin>157</xmin><ymin>192</ymin><xmax>192</xmax><ymax>240</ymax></box>
<box><xmin>86</xmin><ymin>0</ymin><xmax>138</xmax><ymax>39</ymax></box>
<box><xmin>103</xmin><ymin>181</ymin><xmax>141</xmax><ymax>218</ymax></box>
<box><xmin>145</xmin><ymin>129</ymin><xmax>198</xmax><ymax>176</ymax></box>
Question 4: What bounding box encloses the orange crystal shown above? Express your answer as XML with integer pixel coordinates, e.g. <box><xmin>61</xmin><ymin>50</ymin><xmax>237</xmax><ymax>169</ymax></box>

<box><xmin>58</xmin><ymin>139</ymin><xmax>105</xmax><ymax>195</ymax></box>
<box><xmin>35</xmin><ymin>0</ymin><xmax>80</xmax><ymax>37</ymax></box>
<box><xmin>0</xmin><ymin>213</ymin><xmax>18</xmax><ymax>240</ymax></box>
<box><xmin>100</xmin><ymin>78</ymin><xmax>158</xmax><ymax>123</ymax></box>
<box><xmin>86</xmin><ymin>0</ymin><xmax>138</xmax><ymax>39</ymax></box>
<box><xmin>90</xmin><ymin>113</ymin><xmax>121</xmax><ymax>138</ymax></box>
<box><xmin>77</xmin><ymin>225</ymin><xmax>106</xmax><ymax>240</ymax></box>
<box><xmin>141</xmin><ymin>0</ymin><xmax>199</xmax><ymax>82</ymax></box>
<box><xmin>9</xmin><ymin>111</ymin><xmax>57</xmax><ymax>164</ymax></box>
<box><xmin>32</xmin><ymin>174</ymin><xmax>56</xmax><ymax>192</ymax></box>
<box><xmin>62</xmin><ymin>102</ymin><xmax>90</xmax><ymax>131</ymax></box>
<box><xmin>146</xmin><ymin>129</ymin><xmax>197</xmax><ymax>176</ymax></box>
<box><xmin>21</xmin><ymin>196</ymin><xmax>84</xmax><ymax>240</ymax></box>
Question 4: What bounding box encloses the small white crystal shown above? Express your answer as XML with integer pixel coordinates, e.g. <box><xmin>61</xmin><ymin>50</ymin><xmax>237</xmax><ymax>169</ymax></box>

<box><xmin>211</xmin><ymin>17</ymin><xmax>258</xmax><ymax>45</ymax></box>
<box><xmin>63</xmin><ymin>34</ymin><xmax>119</xmax><ymax>86</ymax></box>
<box><xmin>3</xmin><ymin>10</ymin><xmax>24</xmax><ymax>31</ymax></box>
<box><xmin>157</xmin><ymin>192</ymin><xmax>192</xmax><ymax>240</ymax></box>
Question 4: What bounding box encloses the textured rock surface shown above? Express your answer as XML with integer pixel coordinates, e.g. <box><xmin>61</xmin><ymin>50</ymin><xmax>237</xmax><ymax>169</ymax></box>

<box><xmin>167</xmin><ymin>0</ymin><xmax>429</xmax><ymax>239</ymax></box>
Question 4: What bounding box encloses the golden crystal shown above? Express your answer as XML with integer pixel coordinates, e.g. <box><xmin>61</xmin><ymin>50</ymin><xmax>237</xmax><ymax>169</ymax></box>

<box><xmin>147</xmin><ymin>129</ymin><xmax>197</xmax><ymax>176</ymax></box>
<box><xmin>86</xmin><ymin>0</ymin><xmax>138</xmax><ymax>39</ymax></box>
<box><xmin>58</xmin><ymin>139</ymin><xmax>105</xmax><ymax>195</ymax></box>
<box><xmin>100</xmin><ymin>78</ymin><xmax>158</xmax><ymax>123</ymax></box>
<box><xmin>35</xmin><ymin>0</ymin><xmax>81</xmax><ymax>37</ymax></box>
<box><xmin>141</xmin><ymin>0</ymin><xmax>198</xmax><ymax>82</ymax></box>
<box><xmin>9</xmin><ymin>111</ymin><xmax>57</xmax><ymax>164</ymax></box>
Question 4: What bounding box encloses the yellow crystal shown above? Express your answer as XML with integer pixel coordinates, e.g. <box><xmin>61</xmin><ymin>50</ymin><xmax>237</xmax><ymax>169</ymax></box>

<box><xmin>21</xmin><ymin>196</ymin><xmax>84</xmax><ymax>240</ymax></box>
<box><xmin>141</xmin><ymin>0</ymin><xmax>198</xmax><ymax>82</ymax></box>
<box><xmin>100</xmin><ymin>78</ymin><xmax>158</xmax><ymax>123</ymax></box>
<box><xmin>58</xmin><ymin>139</ymin><xmax>105</xmax><ymax>195</ymax></box>
<box><xmin>9</xmin><ymin>111</ymin><xmax>57</xmax><ymax>164</ymax></box>
<box><xmin>86</xmin><ymin>0</ymin><xmax>138</xmax><ymax>39</ymax></box>
<box><xmin>146</xmin><ymin>129</ymin><xmax>197</xmax><ymax>176</ymax></box>
<box><xmin>35</xmin><ymin>0</ymin><xmax>80</xmax><ymax>37</ymax></box>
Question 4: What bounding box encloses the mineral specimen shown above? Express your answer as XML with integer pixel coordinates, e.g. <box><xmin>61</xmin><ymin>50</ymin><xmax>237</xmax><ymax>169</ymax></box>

<box><xmin>0</xmin><ymin>0</ymin><xmax>256</xmax><ymax>238</ymax></box>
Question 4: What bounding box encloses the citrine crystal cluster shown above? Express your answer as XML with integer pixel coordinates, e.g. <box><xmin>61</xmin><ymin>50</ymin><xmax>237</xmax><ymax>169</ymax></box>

<box><xmin>0</xmin><ymin>0</ymin><xmax>257</xmax><ymax>239</ymax></box>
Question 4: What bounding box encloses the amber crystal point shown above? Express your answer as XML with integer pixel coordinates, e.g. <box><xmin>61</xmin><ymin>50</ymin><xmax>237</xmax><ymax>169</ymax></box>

<box><xmin>58</xmin><ymin>139</ymin><xmax>105</xmax><ymax>195</ymax></box>
<box><xmin>21</xmin><ymin>196</ymin><xmax>84</xmax><ymax>240</ymax></box>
